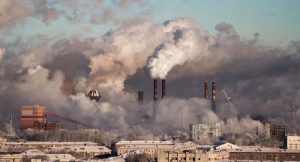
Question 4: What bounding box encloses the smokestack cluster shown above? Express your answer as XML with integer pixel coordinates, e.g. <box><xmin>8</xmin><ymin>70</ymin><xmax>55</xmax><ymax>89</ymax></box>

<box><xmin>202</xmin><ymin>81</ymin><xmax>217</xmax><ymax>112</ymax></box>
<box><xmin>152</xmin><ymin>79</ymin><xmax>166</xmax><ymax>102</ymax></box>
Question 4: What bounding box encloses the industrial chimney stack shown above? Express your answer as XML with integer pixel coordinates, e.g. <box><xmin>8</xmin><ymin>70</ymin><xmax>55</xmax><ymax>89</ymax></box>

<box><xmin>153</xmin><ymin>79</ymin><xmax>158</xmax><ymax>101</ymax></box>
<box><xmin>138</xmin><ymin>91</ymin><xmax>144</xmax><ymax>103</ymax></box>
<box><xmin>211</xmin><ymin>81</ymin><xmax>216</xmax><ymax>112</ymax></box>
<box><xmin>162</xmin><ymin>79</ymin><xmax>166</xmax><ymax>99</ymax></box>
<box><xmin>204</xmin><ymin>81</ymin><xmax>208</xmax><ymax>99</ymax></box>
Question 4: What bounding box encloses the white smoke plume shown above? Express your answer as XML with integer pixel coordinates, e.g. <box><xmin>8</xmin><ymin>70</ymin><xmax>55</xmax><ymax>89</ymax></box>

<box><xmin>145</xmin><ymin>18</ymin><xmax>213</xmax><ymax>79</ymax></box>
<box><xmin>0</xmin><ymin>13</ymin><xmax>299</xmax><ymax>144</ymax></box>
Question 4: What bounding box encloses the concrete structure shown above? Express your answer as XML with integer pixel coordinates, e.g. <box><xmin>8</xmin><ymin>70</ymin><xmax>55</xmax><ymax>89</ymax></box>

<box><xmin>0</xmin><ymin>154</ymin><xmax>22</xmax><ymax>162</ymax></box>
<box><xmin>0</xmin><ymin>149</ymin><xmax>76</xmax><ymax>162</ymax></box>
<box><xmin>157</xmin><ymin>151</ymin><xmax>210</xmax><ymax>162</ymax></box>
<box><xmin>286</xmin><ymin>135</ymin><xmax>300</xmax><ymax>149</ymax></box>
<box><xmin>204</xmin><ymin>81</ymin><xmax>208</xmax><ymax>99</ymax></box>
<box><xmin>20</xmin><ymin>105</ymin><xmax>47</xmax><ymax>129</ymax></box>
<box><xmin>162</xmin><ymin>79</ymin><xmax>166</xmax><ymax>99</ymax></box>
<box><xmin>50</xmin><ymin>145</ymin><xmax>111</xmax><ymax>159</ymax></box>
<box><xmin>0</xmin><ymin>141</ymin><xmax>98</xmax><ymax>152</ymax></box>
<box><xmin>270</xmin><ymin>123</ymin><xmax>286</xmax><ymax>144</ymax></box>
<box><xmin>153</xmin><ymin>79</ymin><xmax>158</xmax><ymax>101</ymax></box>
<box><xmin>190</xmin><ymin>123</ymin><xmax>221</xmax><ymax>141</ymax></box>
<box><xmin>213</xmin><ymin>142</ymin><xmax>239</xmax><ymax>150</ymax></box>
<box><xmin>227</xmin><ymin>147</ymin><xmax>300</xmax><ymax>161</ymax></box>
<box><xmin>211</xmin><ymin>81</ymin><xmax>216</xmax><ymax>112</ymax></box>
<box><xmin>87</xmin><ymin>90</ymin><xmax>101</xmax><ymax>101</ymax></box>
<box><xmin>113</xmin><ymin>141</ymin><xmax>199</xmax><ymax>159</ymax></box>
<box><xmin>114</xmin><ymin>141</ymin><xmax>175</xmax><ymax>159</ymax></box>
<box><xmin>33</xmin><ymin>121</ymin><xmax>60</xmax><ymax>131</ymax></box>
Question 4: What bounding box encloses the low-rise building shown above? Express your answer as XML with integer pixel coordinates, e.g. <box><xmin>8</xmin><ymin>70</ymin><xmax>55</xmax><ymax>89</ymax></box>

<box><xmin>0</xmin><ymin>149</ymin><xmax>76</xmax><ymax>162</ymax></box>
<box><xmin>157</xmin><ymin>151</ymin><xmax>211</xmax><ymax>162</ymax></box>
<box><xmin>227</xmin><ymin>147</ymin><xmax>300</xmax><ymax>161</ymax></box>
<box><xmin>50</xmin><ymin>145</ymin><xmax>111</xmax><ymax>159</ymax></box>
<box><xmin>286</xmin><ymin>135</ymin><xmax>300</xmax><ymax>149</ymax></box>
<box><xmin>114</xmin><ymin>141</ymin><xmax>175</xmax><ymax>159</ymax></box>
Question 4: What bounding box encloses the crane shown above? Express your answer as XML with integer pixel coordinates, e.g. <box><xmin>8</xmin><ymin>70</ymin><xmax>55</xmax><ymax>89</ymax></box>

<box><xmin>222</xmin><ymin>89</ymin><xmax>238</xmax><ymax>142</ymax></box>
<box><xmin>222</xmin><ymin>89</ymin><xmax>238</xmax><ymax>117</ymax></box>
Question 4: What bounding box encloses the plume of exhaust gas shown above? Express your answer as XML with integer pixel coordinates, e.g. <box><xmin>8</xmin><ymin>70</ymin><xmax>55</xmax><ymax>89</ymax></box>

<box><xmin>145</xmin><ymin>18</ymin><xmax>214</xmax><ymax>79</ymax></box>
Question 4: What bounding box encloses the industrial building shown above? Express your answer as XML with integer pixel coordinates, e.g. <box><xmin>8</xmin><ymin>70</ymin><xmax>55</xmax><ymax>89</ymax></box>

<box><xmin>190</xmin><ymin>122</ymin><xmax>221</xmax><ymax>141</ymax></box>
<box><xmin>157</xmin><ymin>151</ymin><xmax>210</xmax><ymax>162</ymax></box>
<box><xmin>226</xmin><ymin>147</ymin><xmax>300</xmax><ymax>161</ymax></box>
<box><xmin>87</xmin><ymin>90</ymin><xmax>101</xmax><ymax>101</ymax></box>
<box><xmin>20</xmin><ymin>105</ymin><xmax>47</xmax><ymax>129</ymax></box>
<box><xmin>285</xmin><ymin>135</ymin><xmax>300</xmax><ymax>149</ymax></box>
<box><xmin>269</xmin><ymin>122</ymin><xmax>286</xmax><ymax>146</ymax></box>
<box><xmin>113</xmin><ymin>141</ymin><xmax>175</xmax><ymax>159</ymax></box>
<box><xmin>113</xmin><ymin>141</ymin><xmax>198</xmax><ymax>159</ymax></box>
<box><xmin>33</xmin><ymin>121</ymin><xmax>60</xmax><ymax>131</ymax></box>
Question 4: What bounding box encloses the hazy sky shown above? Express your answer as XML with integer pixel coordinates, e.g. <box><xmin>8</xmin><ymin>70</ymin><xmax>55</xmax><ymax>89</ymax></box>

<box><xmin>1</xmin><ymin>0</ymin><xmax>300</xmax><ymax>46</ymax></box>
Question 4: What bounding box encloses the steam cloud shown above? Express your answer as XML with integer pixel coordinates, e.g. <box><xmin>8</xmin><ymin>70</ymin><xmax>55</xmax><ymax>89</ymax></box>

<box><xmin>0</xmin><ymin>1</ymin><xmax>299</xmax><ymax>143</ymax></box>
<box><xmin>145</xmin><ymin>18</ymin><xmax>213</xmax><ymax>79</ymax></box>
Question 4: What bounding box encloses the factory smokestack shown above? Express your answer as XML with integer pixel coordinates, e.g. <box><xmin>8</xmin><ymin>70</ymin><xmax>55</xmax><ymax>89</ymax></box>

<box><xmin>138</xmin><ymin>91</ymin><xmax>144</xmax><ymax>103</ymax></box>
<box><xmin>153</xmin><ymin>79</ymin><xmax>158</xmax><ymax>101</ymax></box>
<box><xmin>212</xmin><ymin>81</ymin><xmax>216</xmax><ymax>112</ymax></box>
<box><xmin>204</xmin><ymin>81</ymin><xmax>208</xmax><ymax>99</ymax></box>
<box><xmin>162</xmin><ymin>79</ymin><xmax>166</xmax><ymax>99</ymax></box>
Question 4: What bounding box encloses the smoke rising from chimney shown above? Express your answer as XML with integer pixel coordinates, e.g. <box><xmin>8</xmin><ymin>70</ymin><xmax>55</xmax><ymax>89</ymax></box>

<box><xmin>0</xmin><ymin>16</ymin><xmax>299</xmax><ymax>142</ymax></box>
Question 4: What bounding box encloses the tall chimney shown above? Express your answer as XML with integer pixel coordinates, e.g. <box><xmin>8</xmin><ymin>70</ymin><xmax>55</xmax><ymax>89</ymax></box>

<box><xmin>153</xmin><ymin>79</ymin><xmax>158</xmax><ymax>101</ymax></box>
<box><xmin>162</xmin><ymin>79</ymin><xmax>166</xmax><ymax>99</ymax></box>
<box><xmin>138</xmin><ymin>91</ymin><xmax>143</xmax><ymax>103</ymax></box>
<box><xmin>204</xmin><ymin>81</ymin><xmax>208</xmax><ymax>99</ymax></box>
<box><xmin>211</xmin><ymin>81</ymin><xmax>216</xmax><ymax>112</ymax></box>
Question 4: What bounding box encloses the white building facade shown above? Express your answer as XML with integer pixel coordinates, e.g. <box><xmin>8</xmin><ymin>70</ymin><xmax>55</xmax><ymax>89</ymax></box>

<box><xmin>286</xmin><ymin>135</ymin><xmax>300</xmax><ymax>149</ymax></box>
<box><xmin>190</xmin><ymin>122</ymin><xmax>221</xmax><ymax>141</ymax></box>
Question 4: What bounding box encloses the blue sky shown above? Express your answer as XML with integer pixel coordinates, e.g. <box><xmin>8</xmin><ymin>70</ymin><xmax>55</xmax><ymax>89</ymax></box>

<box><xmin>2</xmin><ymin>0</ymin><xmax>300</xmax><ymax>47</ymax></box>
<box><xmin>149</xmin><ymin>0</ymin><xmax>300</xmax><ymax>46</ymax></box>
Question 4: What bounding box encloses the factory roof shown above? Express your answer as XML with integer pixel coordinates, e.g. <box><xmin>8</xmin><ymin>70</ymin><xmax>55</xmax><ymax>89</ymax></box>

<box><xmin>50</xmin><ymin>146</ymin><xmax>111</xmax><ymax>153</ymax></box>
<box><xmin>3</xmin><ymin>141</ymin><xmax>97</xmax><ymax>146</ymax></box>
<box><xmin>115</xmin><ymin>141</ymin><xmax>174</xmax><ymax>145</ymax></box>
<box><xmin>219</xmin><ymin>147</ymin><xmax>300</xmax><ymax>153</ymax></box>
